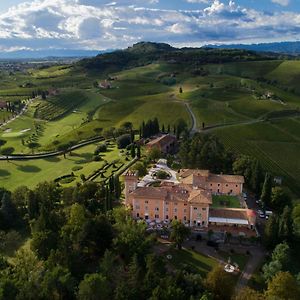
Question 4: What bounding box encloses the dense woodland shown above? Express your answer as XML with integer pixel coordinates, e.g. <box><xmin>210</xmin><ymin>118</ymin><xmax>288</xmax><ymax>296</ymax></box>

<box><xmin>79</xmin><ymin>42</ymin><xmax>279</xmax><ymax>73</ymax></box>
<box><xmin>0</xmin><ymin>131</ymin><xmax>300</xmax><ymax>299</ymax></box>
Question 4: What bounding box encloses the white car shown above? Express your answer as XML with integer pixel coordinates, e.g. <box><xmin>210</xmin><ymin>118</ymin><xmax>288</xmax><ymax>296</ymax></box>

<box><xmin>259</xmin><ymin>213</ymin><xmax>265</xmax><ymax>218</ymax></box>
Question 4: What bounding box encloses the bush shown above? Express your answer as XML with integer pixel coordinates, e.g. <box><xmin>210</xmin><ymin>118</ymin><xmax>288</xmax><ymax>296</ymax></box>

<box><xmin>117</xmin><ymin>134</ymin><xmax>131</xmax><ymax>149</ymax></box>
<box><xmin>72</xmin><ymin>166</ymin><xmax>83</xmax><ymax>171</ymax></box>
<box><xmin>156</xmin><ymin>170</ymin><xmax>169</xmax><ymax>179</ymax></box>
<box><xmin>94</xmin><ymin>143</ymin><xmax>107</xmax><ymax>155</ymax></box>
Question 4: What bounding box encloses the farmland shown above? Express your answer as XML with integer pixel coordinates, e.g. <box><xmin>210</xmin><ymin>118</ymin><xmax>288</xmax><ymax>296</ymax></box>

<box><xmin>1</xmin><ymin>57</ymin><xmax>300</xmax><ymax>194</ymax></box>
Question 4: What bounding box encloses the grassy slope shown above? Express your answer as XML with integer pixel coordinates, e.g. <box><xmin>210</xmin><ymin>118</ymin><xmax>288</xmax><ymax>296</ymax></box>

<box><xmin>0</xmin><ymin>141</ymin><xmax>127</xmax><ymax>190</ymax></box>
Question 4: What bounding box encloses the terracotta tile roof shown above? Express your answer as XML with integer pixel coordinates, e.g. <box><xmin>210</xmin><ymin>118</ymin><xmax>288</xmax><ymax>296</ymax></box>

<box><xmin>208</xmin><ymin>174</ymin><xmax>244</xmax><ymax>184</ymax></box>
<box><xmin>131</xmin><ymin>187</ymin><xmax>167</xmax><ymax>199</ymax></box>
<box><xmin>179</xmin><ymin>169</ymin><xmax>210</xmax><ymax>178</ymax></box>
<box><xmin>188</xmin><ymin>189</ymin><xmax>212</xmax><ymax>205</ymax></box>
<box><xmin>147</xmin><ymin>134</ymin><xmax>176</xmax><ymax>148</ymax></box>
<box><xmin>209</xmin><ymin>208</ymin><xmax>248</xmax><ymax>220</ymax></box>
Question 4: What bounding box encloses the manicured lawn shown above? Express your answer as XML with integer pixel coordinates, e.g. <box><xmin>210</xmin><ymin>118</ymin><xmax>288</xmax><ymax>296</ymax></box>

<box><xmin>0</xmin><ymin>141</ymin><xmax>128</xmax><ymax>191</ymax></box>
<box><xmin>212</xmin><ymin>195</ymin><xmax>241</xmax><ymax>208</ymax></box>
<box><xmin>218</xmin><ymin>251</ymin><xmax>249</xmax><ymax>271</ymax></box>
<box><xmin>168</xmin><ymin>248</ymin><xmax>218</xmax><ymax>276</ymax></box>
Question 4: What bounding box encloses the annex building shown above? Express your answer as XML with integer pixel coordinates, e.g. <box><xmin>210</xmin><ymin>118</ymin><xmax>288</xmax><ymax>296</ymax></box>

<box><xmin>123</xmin><ymin>169</ymin><xmax>256</xmax><ymax>236</ymax></box>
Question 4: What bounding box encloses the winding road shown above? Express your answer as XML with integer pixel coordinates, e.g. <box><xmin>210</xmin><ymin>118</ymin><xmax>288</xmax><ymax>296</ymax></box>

<box><xmin>0</xmin><ymin>136</ymin><xmax>104</xmax><ymax>161</ymax></box>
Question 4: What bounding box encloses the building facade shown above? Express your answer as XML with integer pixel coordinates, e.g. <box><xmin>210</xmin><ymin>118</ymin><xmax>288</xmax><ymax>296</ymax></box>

<box><xmin>123</xmin><ymin>169</ymin><xmax>256</xmax><ymax>234</ymax></box>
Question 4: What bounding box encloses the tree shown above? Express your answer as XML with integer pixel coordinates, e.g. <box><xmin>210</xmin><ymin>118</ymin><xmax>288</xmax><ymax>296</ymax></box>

<box><xmin>148</xmin><ymin>147</ymin><xmax>161</xmax><ymax>161</ymax></box>
<box><xmin>57</xmin><ymin>143</ymin><xmax>70</xmax><ymax>158</ymax></box>
<box><xmin>260</xmin><ymin>173</ymin><xmax>272</xmax><ymax>209</ymax></box>
<box><xmin>0</xmin><ymin>139</ymin><xmax>7</xmax><ymax>149</ymax></box>
<box><xmin>136</xmin><ymin>144</ymin><xmax>141</xmax><ymax>159</ymax></box>
<box><xmin>179</xmin><ymin>87</ymin><xmax>183</xmax><ymax>93</ymax></box>
<box><xmin>263</xmin><ymin>260</ymin><xmax>283</xmax><ymax>282</ymax></box>
<box><xmin>264</xmin><ymin>214</ymin><xmax>279</xmax><ymax>249</ymax></box>
<box><xmin>131</xmin><ymin>144</ymin><xmax>136</xmax><ymax>158</ymax></box>
<box><xmin>250</xmin><ymin>160</ymin><xmax>263</xmax><ymax>196</ymax></box>
<box><xmin>0</xmin><ymin>193</ymin><xmax>19</xmax><ymax>230</ymax></box>
<box><xmin>292</xmin><ymin>204</ymin><xmax>300</xmax><ymax>240</ymax></box>
<box><xmin>265</xmin><ymin>272</ymin><xmax>300</xmax><ymax>300</ymax></box>
<box><xmin>78</xmin><ymin>273</ymin><xmax>110</xmax><ymax>300</ymax></box>
<box><xmin>272</xmin><ymin>242</ymin><xmax>290</xmax><ymax>268</ymax></box>
<box><xmin>278</xmin><ymin>206</ymin><xmax>293</xmax><ymax>241</ymax></box>
<box><xmin>205</xmin><ymin>265</ymin><xmax>235</xmax><ymax>300</ymax></box>
<box><xmin>1</xmin><ymin>147</ymin><xmax>14</xmax><ymax>156</ymax></box>
<box><xmin>271</xmin><ymin>187</ymin><xmax>291</xmax><ymax>213</ymax></box>
<box><xmin>27</xmin><ymin>142</ymin><xmax>41</xmax><ymax>154</ymax></box>
<box><xmin>132</xmin><ymin>162</ymin><xmax>147</xmax><ymax>177</ymax></box>
<box><xmin>234</xmin><ymin>287</ymin><xmax>264</xmax><ymax>300</ymax></box>
<box><xmin>170</xmin><ymin>220</ymin><xmax>191</xmax><ymax>250</ymax></box>
<box><xmin>117</xmin><ymin>134</ymin><xmax>131</xmax><ymax>149</ymax></box>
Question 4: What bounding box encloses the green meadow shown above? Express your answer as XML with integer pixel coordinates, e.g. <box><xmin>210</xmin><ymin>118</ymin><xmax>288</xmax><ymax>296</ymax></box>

<box><xmin>1</xmin><ymin>59</ymin><xmax>300</xmax><ymax>193</ymax></box>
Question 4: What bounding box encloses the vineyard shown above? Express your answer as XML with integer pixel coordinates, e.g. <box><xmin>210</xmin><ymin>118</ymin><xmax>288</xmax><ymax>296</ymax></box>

<box><xmin>214</xmin><ymin>120</ymin><xmax>300</xmax><ymax>194</ymax></box>
<box><xmin>34</xmin><ymin>90</ymin><xmax>88</xmax><ymax>121</ymax></box>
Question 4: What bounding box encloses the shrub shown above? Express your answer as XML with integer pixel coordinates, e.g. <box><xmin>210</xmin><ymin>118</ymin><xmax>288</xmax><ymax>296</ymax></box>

<box><xmin>117</xmin><ymin>134</ymin><xmax>131</xmax><ymax>149</ymax></box>
<box><xmin>94</xmin><ymin>143</ymin><xmax>107</xmax><ymax>155</ymax></box>
<box><xmin>156</xmin><ymin>170</ymin><xmax>169</xmax><ymax>179</ymax></box>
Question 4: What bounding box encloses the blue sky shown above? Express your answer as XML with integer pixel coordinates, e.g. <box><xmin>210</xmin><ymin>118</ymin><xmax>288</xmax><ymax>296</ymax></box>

<box><xmin>0</xmin><ymin>0</ymin><xmax>299</xmax><ymax>51</ymax></box>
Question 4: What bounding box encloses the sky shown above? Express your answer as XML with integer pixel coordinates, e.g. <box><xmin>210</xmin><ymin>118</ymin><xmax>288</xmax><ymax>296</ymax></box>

<box><xmin>0</xmin><ymin>0</ymin><xmax>299</xmax><ymax>52</ymax></box>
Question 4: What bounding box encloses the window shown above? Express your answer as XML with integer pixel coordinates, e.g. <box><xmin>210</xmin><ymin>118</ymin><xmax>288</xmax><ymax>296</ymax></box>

<box><xmin>202</xmin><ymin>221</ymin><xmax>205</xmax><ymax>225</ymax></box>
<box><xmin>184</xmin><ymin>209</ymin><xmax>187</xmax><ymax>213</ymax></box>
<box><xmin>155</xmin><ymin>214</ymin><xmax>159</xmax><ymax>219</ymax></box>
<box><xmin>165</xmin><ymin>202</ymin><xmax>169</xmax><ymax>205</ymax></box>
<box><xmin>210</xmin><ymin>183</ymin><xmax>213</xmax><ymax>186</ymax></box>
<box><xmin>174</xmin><ymin>208</ymin><xmax>177</xmax><ymax>213</ymax></box>
<box><xmin>218</xmin><ymin>184</ymin><xmax>220</xmax><ymax>187</ymax></box>
<box><xmin>184</xmin><ymin>216</ymin><xmax>187</xmax><ymax>221</ymax></box>
<box><xmin>137</xmin><ymin>213</ymin><xmax>140</xmax><ymax>218</ymax></box>
<box><xmin>165</xmin><ymin>208</ymin><xmax>169</xmax><ymax>212</ymax></box>
<box><xmin>174</xmin><ymin>216</ymin><xmax>177</xmax><ymax>220</ymax></box>
<box><xmin>194</xmin><ymin>207</ymin><xmax>198</xmax><ymax>211</ymax></box>
<box><xmin>202</xmin><ymin>208</ymin><xmax>206</xmax><ymax>211</ymax></box>
<box><xmin>166</xmin><ymin>215</ymin><xmax>169</xmax><ymax>219</ymax></box>
<box><xmin>184</xmin><ymin>203</ymin><xmax>187</xmax><ymax>206</ymax></box>
<box><xmin>236</xmin><ymin>185</ymin><xmax>238</xmax><ymax>187</ymax></box>
<box><xmin>145</xmin><ymin>215</ymin><xmax>149</xmax><ymax>220</ymax></box>
<box><xmin>145</xmin><ymin>200</ymin><xmax>148</xmax><ymax>204</ymax></box>
<box><xmin>155</xmin><ymin>207</ymin><xmax>159</xmax><ymax>211</ymax></box>
<box><xmin>145</xmin><ymin>206</ymin><xmax>148</xmax><ymax>211</ymax></box>
<box><xmin>193</xmin><ymin>220</ymin><xmax>196</xmax><ymax>225</ymax></box>
<box><xmin>226</xmin><ymin>184</ymin><xmax>228</xmax><ymax>187</ymax></box>
<box><xmin>174</xmin><ymin>203</ymin><xmax>178</xmax><ymax>206</ymax></box>
<box><xmin>135</xmin><ymin>205</ymin><xmax>140</xmax><ymax>210</ymax></box>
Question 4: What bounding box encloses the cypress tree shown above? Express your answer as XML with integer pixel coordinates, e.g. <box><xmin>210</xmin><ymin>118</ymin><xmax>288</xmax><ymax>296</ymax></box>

<box><xmin>137</xmin><ymin>145</ymin><xmax>141</xmax><ymax>159</ymax></box>
<box><xmin>278</xmin><ymin>206</ymin><xmax>293</xmax><ymax>242</ymax></box>
<box><xmin>162</xmin><ymin>124</ymin><xmax>165</xmax><ymax>133</ymax></box>
<box><xmin>167</xmin><ymin>124</ymin><xmax>170</xmax><ymax>133</ymax></box>
<box><xmin>131</xmin><ymin>144</ymin><xmax>136</xmax><ymax>158</ymax></box>
<box><xmin>261</xmin><ymin>173</ymin><xmax>273</xmax><ymax>209</ymax></box>
<box><xmin>264</xmin><ymin>214</ymin><xmax>279</xmax><ymax>249</ymax></box>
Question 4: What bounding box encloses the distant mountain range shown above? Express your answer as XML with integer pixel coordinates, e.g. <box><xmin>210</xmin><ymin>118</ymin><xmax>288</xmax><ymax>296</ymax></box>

<box><xmin>0</xmin><ymin>49</ymin><xmax>111</xmax><ymax>60</ymax></box>
<box><xmin>206</xmin><ymin>41</ymin><xmax>300</xmax><ymax>55</ymax></box>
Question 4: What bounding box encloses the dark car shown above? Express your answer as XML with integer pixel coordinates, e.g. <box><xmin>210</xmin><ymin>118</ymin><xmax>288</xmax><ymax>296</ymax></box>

<box><xmin>207</xmin><ymin>240</ymin><xmax>219</xmax><ymax>248</ymax></box>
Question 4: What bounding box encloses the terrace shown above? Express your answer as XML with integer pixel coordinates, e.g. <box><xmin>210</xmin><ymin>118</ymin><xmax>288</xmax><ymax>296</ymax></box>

<box><xmin>212</xmin><ymin>195</ymin><xmax>241</xmax><ymax>209</ymax></box>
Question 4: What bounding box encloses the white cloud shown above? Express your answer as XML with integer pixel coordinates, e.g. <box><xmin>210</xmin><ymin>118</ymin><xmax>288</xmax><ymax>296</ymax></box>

<box><xmin>271</xmin><ymin>0</ymin><xmax>290</xmax><ymax>6</ymax></box>
<box><xmin>0</xmin><ymin>0</ymin><xmax>298</xmax><ymax>51</ymax></box>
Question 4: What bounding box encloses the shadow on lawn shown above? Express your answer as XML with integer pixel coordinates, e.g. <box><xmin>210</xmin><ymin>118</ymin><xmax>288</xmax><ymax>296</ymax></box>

<box><xmin>17</xmin><ymin>165</ymin><xmax>41</xmax><ymax>173</ymax></box>
<box><xmin>170</xmin><ymin>249</ymin><xmax>215</xmax><ymax>275</ymax></box>
<box><xmin>0</xmin><ymin>169</ymin><xmax>11</xmax><ymax>177</ymax></box>
<box><xmin>43</xmin><ymin>157</ymin><xmax>61</xmax><ymax>163</ymax></box>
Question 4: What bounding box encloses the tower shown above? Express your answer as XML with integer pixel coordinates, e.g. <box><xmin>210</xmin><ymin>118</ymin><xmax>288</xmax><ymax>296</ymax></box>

<box><xmin>122</xmin><ymin>171</ymin><xmax>138</xmax><ymax>206</ymax></box>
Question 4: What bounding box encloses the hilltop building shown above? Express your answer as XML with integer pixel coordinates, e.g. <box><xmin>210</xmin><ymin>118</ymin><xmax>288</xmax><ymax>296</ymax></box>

<box><xmin>146</xmin><ymin>134</ymin><xmax>177</xmax><ymax>154</ymax></box>
<box><xmin>123</xmin><ymin>169</ymin><xmax>256</xmax><ymax>236</ymax></box>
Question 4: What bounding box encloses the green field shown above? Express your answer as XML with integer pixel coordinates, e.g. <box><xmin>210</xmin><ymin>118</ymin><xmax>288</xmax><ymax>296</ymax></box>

<box><xmin>168</xmin><ymin>248</ymin><xmax>218</xmax><ymax>276</ymax></box>
<box><xmin>212</xmin><ymin>195</ymin><xmax>241</xmax><ymax>208</ymax></box>
<box><xmin>1</xmin><ymin>59</ymin><xmax>300</xmax><ymax>194</ymax></box>
<box><xmin>0</xmin><ymin>141</ymin><xmax>129</xmax><ymax>190</ymax></box>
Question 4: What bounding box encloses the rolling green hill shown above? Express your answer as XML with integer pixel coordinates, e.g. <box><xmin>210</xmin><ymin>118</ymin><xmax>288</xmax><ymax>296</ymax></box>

<box><xmin>1</xmin><ymin>43</ymin><xmax>300</xmax><ymax>194</ymax></box>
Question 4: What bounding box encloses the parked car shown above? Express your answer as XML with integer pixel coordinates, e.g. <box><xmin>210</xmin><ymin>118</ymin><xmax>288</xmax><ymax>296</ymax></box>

<box><xmin>207</xmin><ymin>240</ymin><xmax>219</xmax><ymax>248</ymax></box>
<box><xmin>265</xmin><ymin>210</ymin><xmax>273</xmax><ymax>216</ymax></box>
<box><xmin>259</xmin><ymin>213</ymin><xmax>265</xmax><ymax>218</ymax></box>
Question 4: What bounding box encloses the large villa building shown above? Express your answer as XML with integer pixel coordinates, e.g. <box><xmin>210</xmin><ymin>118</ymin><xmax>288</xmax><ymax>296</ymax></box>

<box><xmin>123</xmin><ymin>169</ymin><xmax>256</xmax><ymax>236</ymax></box>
